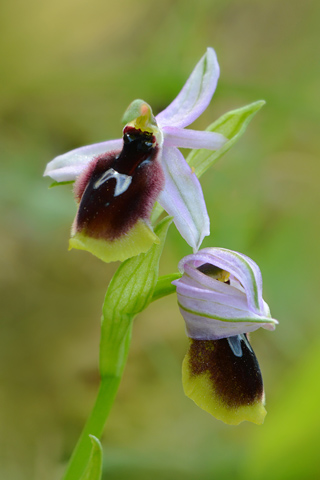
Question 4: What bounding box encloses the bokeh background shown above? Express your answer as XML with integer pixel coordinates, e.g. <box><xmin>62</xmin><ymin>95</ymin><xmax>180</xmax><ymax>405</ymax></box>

<box><xmin>1</xmin><ymin>0</ymin><xmax>319</xmax><ymax>479</ymax></box>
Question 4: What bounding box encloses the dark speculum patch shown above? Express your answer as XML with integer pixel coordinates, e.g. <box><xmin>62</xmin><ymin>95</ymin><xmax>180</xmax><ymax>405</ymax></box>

<box><xmin>75</xmin><ymin>126</ymin><xmax>164</xmax><ymax>240</ymax></box>
<box><xmin>188</xmin><ymin>336</ymin><xmax>264</xmax><ymax>408</ymax></box>
<box><xmin>197</xmin><ymin>263</ymin><xmax>230</xmax><ymax>283</ymax></box>
<box><xmin>197</xmin><ymin>263</ymin><xmax>222</xmax><ymax>275</ymax></box>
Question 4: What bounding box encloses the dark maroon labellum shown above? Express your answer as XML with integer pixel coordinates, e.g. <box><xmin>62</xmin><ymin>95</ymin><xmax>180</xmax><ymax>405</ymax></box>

<box><xmin>188</xmin><ymin>335</ymin><xmax>264</xmax><ymax>407</ymax></box>
<box><xmin>74</xmin><ymin>127</ymin><xmax>164</xmax><ymax>241</ymax></box>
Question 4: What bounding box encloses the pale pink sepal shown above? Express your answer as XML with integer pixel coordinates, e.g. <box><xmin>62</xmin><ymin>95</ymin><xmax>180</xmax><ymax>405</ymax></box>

<box><xmin>156</xmin><ymin>47</ymin><xmax>219</xmax><ymax>129</ymax></box>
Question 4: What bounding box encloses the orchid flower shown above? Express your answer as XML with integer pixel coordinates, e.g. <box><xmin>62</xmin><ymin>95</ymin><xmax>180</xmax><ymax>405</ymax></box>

<box><xmin>44</xmin><ymin>48</ymin><xmax>227</xmax><ymax>263</ymax></box>
<box><xmin>172</xmin><ymin>247</ymin><xmax>278</xmax><ymax>425</ymax></box>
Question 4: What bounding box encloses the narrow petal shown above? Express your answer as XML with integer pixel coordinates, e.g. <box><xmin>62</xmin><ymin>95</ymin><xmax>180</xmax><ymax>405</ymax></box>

<box><xmin>182</xmin><ymin>337</ymin><xmax>266</xmax><ymax>425</ymax></box>
<box><xmin>156</xmin><ymin>47</ymin><xmax>220</xmax><ymax>128</ymax></box>
<box><xmin>163</xmin><ymin>126</ymin><xmax>227</xmax><ymax>150</ymax></box>
<box><xmin>44</xmin><ymin>139</ymin><xmax>123</xmax><ymax>182</ymax></box>
<box><xmin>158</xmin><ymin>146</ymin><xmax>210</xmax><ymax>251</ymax></box>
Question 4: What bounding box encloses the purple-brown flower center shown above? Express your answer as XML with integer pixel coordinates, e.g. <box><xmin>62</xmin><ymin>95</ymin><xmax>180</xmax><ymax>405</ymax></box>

<box><xmin>73</xmin><ymin>127</ymin><xmax>165</xmax><ymax>241</ymax></box>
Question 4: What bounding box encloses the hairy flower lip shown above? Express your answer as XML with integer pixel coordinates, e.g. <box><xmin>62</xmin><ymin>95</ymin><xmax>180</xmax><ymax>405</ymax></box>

<box><xmin>72</xmin><ymin>127</ymin><xmax>164</xmax><ymax>240</ymax></box>
<box><xmin>173</xmin><ymin>247</ymin><xmax>278</xmax><ymax>340</ymax></box>
<box><xmin>44</xmin><ymin>48</ymin><xmax>227</xmax><ymax>252</ymax></box>
<box><xmin>183</xmin><ymin>334</ymin><xmax>267</xmax><ymax>425</ymax></box>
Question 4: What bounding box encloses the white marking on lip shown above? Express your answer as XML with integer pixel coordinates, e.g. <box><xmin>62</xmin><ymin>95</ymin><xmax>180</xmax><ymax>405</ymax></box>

<box><xmin>93</xmin><ymin>168</ymin><xmax>132</xmax><ymax>196</ymax></box>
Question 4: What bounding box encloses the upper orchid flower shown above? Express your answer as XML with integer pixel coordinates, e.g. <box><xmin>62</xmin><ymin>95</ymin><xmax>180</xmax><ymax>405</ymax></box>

<box><xmin>44</xmin><ymin>48</ymin><xmax>227</xmax><ymax>263</ymax></box>
<box><xmin>172</xmin><ymin>248</ymin><xmax>278</xmax><ymax>425</ymax></box>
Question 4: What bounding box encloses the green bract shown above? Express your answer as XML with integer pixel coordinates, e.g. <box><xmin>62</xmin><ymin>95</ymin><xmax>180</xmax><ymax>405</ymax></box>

<box><xmin>100</xmin><ymin>216</ymin><xmax>173</xmax><ymax>377</ymax></box>
<box><xmin>80</xmin><ymin>436</ymin><xmax>103</xmax><ymax>480</ymax></box>
<box><xmin>187</xmin><ymin>100</ymin><xmax>266</xmax><ymax>177</ymax></box>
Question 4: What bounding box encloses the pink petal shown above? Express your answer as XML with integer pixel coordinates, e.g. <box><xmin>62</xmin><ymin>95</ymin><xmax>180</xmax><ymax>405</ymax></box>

<box><xmin>158</xmin><ymin>146</ymin><xmax>210</xmax><ymax>251</ymax></box>
<box><xmin>163</xmin><ymin>126</ymin><xmax>227</xmax><ymax>150</ymax></box>
<box><xmin>44</xmin><ymin>139</ymin><xmax>123</xmax><ymax>182</ymax></box>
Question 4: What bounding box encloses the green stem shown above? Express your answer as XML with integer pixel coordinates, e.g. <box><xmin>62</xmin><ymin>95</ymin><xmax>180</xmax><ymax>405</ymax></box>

<box><xmin>62</xmin><ymin>217</ymin><xmax>172</xmax><ymax>479</ymax></box>
<box><xmin>62</xmin><ymin>377</ymin><xmax>120</xmax><ymax>480</ymax></box>
<box><xmin>62</xmin><ymin>321</ymin><xmax>133</xmax><ymax>480</ymax></box>
<box><xmin>151</xmin><ymin>273</ymin><xmax>181</xmax><ymax>302</ymax></box>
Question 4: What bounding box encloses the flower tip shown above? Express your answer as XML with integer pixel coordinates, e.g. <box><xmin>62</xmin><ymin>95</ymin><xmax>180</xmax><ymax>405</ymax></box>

<box><xmin>205</xmin><ymin>46</ymin><xmax>216</xmax><ymax>59</ymax></box>
<box><xmin>122</xmin><ymin>99</ymin><xmax>154</xmax><ymax>125</ymax></box>
<box><xmin>43</xmin><ymin>163</ymin><xmax>52</xmax><ymax>178</ymax></box>
<box><xmin>122</xmin><ymin>99</ymin><xmax>161</xmax><ymax>142</ymax></box>
<box><xmin>140</xmin><ymin>103</ymin><xmax>149</xmax><ymax>116</ymax></box>
<box><xmin>205</xmin><ymin>46</ymin><xmax>220</xmax><ymax>77</ymax></box>
<box><xmin>264</xmin><ymin>320</ymin><xmax>278</xmax><ymax>331</ymax></box>
<box><xmin>251</xmin><ymin>99</ymin><xmax>267</xmax><ymax>113</ymax></box>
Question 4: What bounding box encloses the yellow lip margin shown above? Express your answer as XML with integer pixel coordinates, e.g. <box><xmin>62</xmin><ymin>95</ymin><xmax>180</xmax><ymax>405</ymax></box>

<box><xmin>182</xmin><ymin>344</ymin><xmax>267</xmax><ymax>425</ymax></box>
<box><xmin>69</xmin><ymin>219</ymin><xmax>160</xmax><ymax>263</ymax></box>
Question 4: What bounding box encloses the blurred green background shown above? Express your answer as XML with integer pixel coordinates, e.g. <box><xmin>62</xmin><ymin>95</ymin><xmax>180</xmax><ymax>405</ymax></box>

<box><xmin>1</xmin><ymin>0</ymin><xmax>319</xmax><ymax>479</ymax></box>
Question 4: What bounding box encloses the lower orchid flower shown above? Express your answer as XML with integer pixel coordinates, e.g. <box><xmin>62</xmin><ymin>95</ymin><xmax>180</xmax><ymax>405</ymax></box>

<box><xmin>172</xmin><ymin>247</ymin><xmax>278</xmax><ymax>425</ymax></box>
<box><xmin>44</xmin><ymin>48</ymin><xmax>227</xmax><ymax>263</ymax></box>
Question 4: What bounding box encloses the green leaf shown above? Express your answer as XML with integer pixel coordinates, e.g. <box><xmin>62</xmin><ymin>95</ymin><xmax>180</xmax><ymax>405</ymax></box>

<box><xmin>80</xmin><ymin>435</ymin><xmax>103</xmax><ymax>480</ymax></box>
<box><xmin>187</xmin><ymin>100</ymin><xmax>266</xmax><ymax>178</ymax></box>
<box><xmin>102</xmin><ymin>216</ymin><xmax>173</xmax><ymax>315</ymax></box>
<box><xmin>49</xmin><ymin>180</ymin><xmax>75</xmax><ymax>188</ymax></box>
<box><xmin>99</xmin><ymin>216</ymin><xmax>173</xmax><ymax>377</ymax></box>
